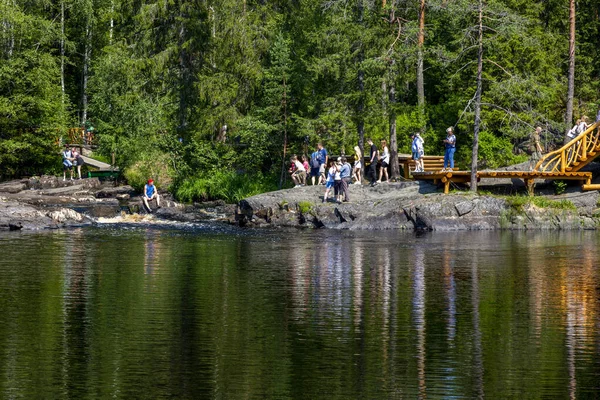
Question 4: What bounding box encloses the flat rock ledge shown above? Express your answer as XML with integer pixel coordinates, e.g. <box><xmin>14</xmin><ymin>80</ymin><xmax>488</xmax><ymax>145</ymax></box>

<box><xmin>0</xmin><ymin>176</ymin><xmax>235</xmax><ymax>231</ymax></box>
<box><xmin>236</xmin><ymin>181</ymin><xmax>600</xmax><ymax>231</ymax></box>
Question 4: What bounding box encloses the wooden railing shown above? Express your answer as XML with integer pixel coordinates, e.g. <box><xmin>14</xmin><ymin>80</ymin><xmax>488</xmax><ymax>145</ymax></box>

<box><xmin>534</xmin><ymin>121</ymin><xmax>600</xmax><ymax>173</ymax></box>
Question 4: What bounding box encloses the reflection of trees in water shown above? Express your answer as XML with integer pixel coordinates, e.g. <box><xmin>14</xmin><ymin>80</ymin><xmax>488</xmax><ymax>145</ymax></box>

<box><xmin>412</xmin><ymin>246</ymin><xmax>426</xmax><ymax>399</ymax></box>
<box><xmin>563</xmin><ymin>243</ymin><xmax>598</xmax><ymax>399</ymax></box>
<box><xmin>143</xmin><ymin>229</ymin><xmax>163</xmax><ymax>275</ymax></box>
<box><xmin>471</xmin><ymin>254</ymin><xmax>483</xmax><ymax>399</ymax></box>
<box><xmin>443</xmin><ymin>249</ymin><xmax>456</xmax><ymax>346</ymax></box>
<box><xmin>61</xmin><ymin>228</ymin><xmax>94</xmax><ymax>399</ymax></box>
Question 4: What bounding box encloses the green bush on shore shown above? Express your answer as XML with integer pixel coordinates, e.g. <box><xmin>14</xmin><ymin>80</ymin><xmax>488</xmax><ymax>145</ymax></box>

<box><xmin>174</xmin><ymin>170</ymin><xmax>278</xmax><ymax>204</ymax></box>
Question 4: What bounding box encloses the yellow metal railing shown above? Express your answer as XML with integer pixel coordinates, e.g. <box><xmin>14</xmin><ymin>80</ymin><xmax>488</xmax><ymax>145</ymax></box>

<box><xmin>534</xmin><ymin>121</ymin><xmax>600</xmax><ymax>173</ymax></box>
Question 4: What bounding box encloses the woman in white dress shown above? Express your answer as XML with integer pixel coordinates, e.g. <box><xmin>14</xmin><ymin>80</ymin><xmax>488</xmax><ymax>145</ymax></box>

<box><xmin>352</xmin><ymin>145</ymin><xmax>362</xmax><ymax>184</ymax></box>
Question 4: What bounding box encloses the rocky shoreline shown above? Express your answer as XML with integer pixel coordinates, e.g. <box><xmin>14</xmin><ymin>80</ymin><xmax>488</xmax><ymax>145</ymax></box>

<box><xmin>236</xmin><ymin>180</ymin><xmax>600</xmax><ymax>231</ymax></box>
<box><xmin>3</xmin><ymin>174</ymin><xmax>600</xmax><ymax>232</ymax></box>
<box><xmin>0</xmin><ymin>176</ymin><xmax>236</xmax><ymax>231</ymax></box>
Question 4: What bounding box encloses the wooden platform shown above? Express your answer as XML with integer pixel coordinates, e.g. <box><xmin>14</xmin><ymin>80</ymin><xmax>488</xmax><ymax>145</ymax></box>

<box><xmin>398</xmin><ymin>155</ymin><xmax>459</xmax><ymax>178</ymax></box>
<box><xmin>412</xmin><ymin>170</ymin><xmax>592</xmax><ymax>194</ymax></box>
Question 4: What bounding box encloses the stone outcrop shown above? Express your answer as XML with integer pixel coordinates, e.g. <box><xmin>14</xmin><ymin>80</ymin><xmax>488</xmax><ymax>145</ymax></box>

<box><xmin>0</xmin><ymin>197</ymin><xmax>89</xmax><ymax>230</ymax></box>
<box><xmin>3</xmin><ymin>173</ymin><xmax>600</xmax><ymax>231</ymax></box>
<box><xmin>237</xmin><ymin>181</ymin><xmax>600</xmax><ymax>231</ymax></box>
<box><xmin>0</xmin><ymin>176</ymin><xmax>235</xmax><ymax>230</ymax></box>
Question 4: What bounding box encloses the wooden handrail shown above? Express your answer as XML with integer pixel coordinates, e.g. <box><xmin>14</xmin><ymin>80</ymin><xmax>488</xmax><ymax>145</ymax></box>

<box><xmin>534</xmin><ymin>121</ymin><xmax>600</xmax><ymax>172</ymax></box>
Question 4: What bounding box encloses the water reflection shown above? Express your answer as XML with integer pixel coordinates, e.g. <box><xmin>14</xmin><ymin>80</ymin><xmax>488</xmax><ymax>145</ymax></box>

<box><xmin>1</xmin><ymin>229</ymin><xmax>600</xmax><ymax>398</ymax></box>
<box><xmin>412</xmin><ymin>246</ymin><xmax>427</xmax><ymax>399</ymax></box>
<box><xmin>471</xmin><ymin>254</ymin><xmax>484</xmax><ymax>399</ymax></box>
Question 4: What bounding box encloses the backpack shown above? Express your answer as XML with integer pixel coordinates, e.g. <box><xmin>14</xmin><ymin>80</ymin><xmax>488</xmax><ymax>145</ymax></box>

<box><xmin>310</xmin><ymin>152</ymin><xmax>320</xmax><ymax>168</ymax></box>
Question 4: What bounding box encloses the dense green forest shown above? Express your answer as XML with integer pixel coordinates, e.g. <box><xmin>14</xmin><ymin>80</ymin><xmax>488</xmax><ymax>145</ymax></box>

<box><xmin>1</xmin><ymin>0</ymin><xmax>599</xmax><ymax>200</ymax></box>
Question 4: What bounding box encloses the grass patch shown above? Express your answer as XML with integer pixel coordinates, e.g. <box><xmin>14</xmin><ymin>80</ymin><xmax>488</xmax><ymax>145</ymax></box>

<box><xmin>298</xmin><ymin>201</ymin><xmax>313</xmax><ymax>214</ymax></box>
<box><xmin>174</xmin><ymin>170</ymin><xmax>278</xmax><ymax>204</ymax></box>
<box><xmin>505</xmin><ymin>195</ymin><xmax>576</xmax><ymax>211</ymax></box>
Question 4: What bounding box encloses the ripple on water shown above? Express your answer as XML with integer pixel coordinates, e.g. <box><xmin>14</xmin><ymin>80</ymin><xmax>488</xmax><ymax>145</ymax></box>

<box><xmin>0</xmin><ymin>229</ymin><xmax>599</xmax><ymax>398</ymax></box>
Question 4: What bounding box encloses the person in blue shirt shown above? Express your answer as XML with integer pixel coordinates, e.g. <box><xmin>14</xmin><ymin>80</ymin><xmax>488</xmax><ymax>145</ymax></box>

<box><xmin>143</xmin><ymin>179</ymin><xmax>161</xmax><ymax>212</ymax></box>
<box><xmin>317</xmin><ymin>142</ymin><xmax>328</xmax><ymax>185</ymax></box>
<box><xmin>443</xmin><ymin>127</ymin><xmax>456</xmax><ymax>171</ymax></box>
<box><xmin>309</xmin><ymin>143</ymin><xmax>328</xmax><ymax>185</ymax></box>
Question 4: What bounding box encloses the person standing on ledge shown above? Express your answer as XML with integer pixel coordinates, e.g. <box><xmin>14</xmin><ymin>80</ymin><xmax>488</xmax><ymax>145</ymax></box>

<box><xmin>442</xmin><ymin>127</ymin><xmax>456</xmax><ymax>172</ymax></box>
<box><xmin>339</xmin><ymin>156</ymin><xmax>352</xmax><ymax>202</ymax></box>
<box><xmin>317</xmin><ymin>142</ymin><xmax>328</xmax><ymax>185</ymax></box>
<box><xmin>62</xmin><ymin>144</ymin><xmax>74</xmax><ymax>181</ymax></box>
<box><xmin>529</xmin><ymin>126</ymin><xmax>543</xmax><ymax>170</ymax></box>
<box><xmin>143</xmin><ymin>179</ymin><xmax>160</xmax><ymax>212</ymax></box>
<box><xmin>366</xmin><ymin>138</ymin><xmax>379</xmax><ymax>187</ymax></box>
<box><xmin>377</xmin><ymin>139</ymin><xmax>390</xmax><ymax>183</ymax></box>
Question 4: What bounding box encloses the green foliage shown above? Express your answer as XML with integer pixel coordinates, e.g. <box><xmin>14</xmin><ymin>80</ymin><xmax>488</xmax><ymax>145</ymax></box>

<box><xmin>174</xmin><ymin>170</ymin><xmax>278</xmax><ymax>204</ymax></box>
<box><xmin>505</xmin><ymin>195</ymin><xmax>576</xmax><ymax>212</ymax></box>
<box><xmin>297</xmin><ymin>201</ymin><xmax>313</xmax><ymax>214</ymax></box>
<box><xmin>0</xmin><ymin>40</ymin><xmax>68</xmax><ymax>177</ymax></box>
<box><xmin>4</xmin><ymin>0</ymin><xmax>600</xmax><ymax>196</ymax></box>
<box><xmin>123</xmin><ymin>151</ymin><xmax>176</xmax><ymax>191</ymax></box>
<box><xmin>475</xmin><ymin>130</ymin><xmax>528</xmax><ymax>169</ymax></box>
<box><xmin>553</xmin><ymin>180</ymin><xmax>567</xmax><ymax>195</ymax></box>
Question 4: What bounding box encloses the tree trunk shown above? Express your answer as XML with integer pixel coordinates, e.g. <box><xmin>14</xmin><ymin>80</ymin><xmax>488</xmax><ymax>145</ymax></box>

<box><xmin>358</xmin><ymin>69</ymin><xmax>365</xmax><ymax>164</ymax></box>
<box><xmin>279</xmin><ymin>76</ymin><xmax>288</xmax><ymax>189</ymax></box>
<box><xmin>357</xmin><ymin>0</ymin><xmax>365</xmax><ymax>168</ymax></box>
<box><xmin>178</xmin><ymin>22</ymin><xmax>188</xmax><ymax>132</ymax></box>
<box><xmin>416</xmin><ymin>0</ymin><xmax>426</xmax><ymax>133</ymax></box>
<box><xmin>389</xmin><ymin>82</ymin><xmax>399</xmax><ymax>180</ymax></box>
<box><xmin>565</xmin><ymin>0</ymin><xmax>576</xmax><ymax>141</ymax></box>
<box><xmin>81</xmin><ymin>22</ymin><xmax>91</xmax><ymax>125</ymax></box>
<box><xmin>109</xmin><ymin>0</ymin><xmax>114</xmax><ymax>44</ymax></box>
<box><xmin>3</xmin><ymin>0</ymin><xmax>14</xmax><ymax>58</ymax></box>
<box><xmin>471</xmin><ymin>0</ymin><xmax>483</xmax><ymax>192</ymax></box>
<box><xmin>60</xmin><ymin>0</ymin><xmax>65</xmax><ymax>97</ymax></box>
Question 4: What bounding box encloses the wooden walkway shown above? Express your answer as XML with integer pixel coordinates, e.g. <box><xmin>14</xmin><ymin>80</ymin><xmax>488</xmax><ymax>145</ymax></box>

<box><xmin>79</xmin><ymin>155</ymin><xmax>117</xmax><ymax>171</ymax></box>
<box><xmin>412</xmin><ymin>170</ymin><xmax>592</xmax><ymax>194</ymax></box>
<box><xmin>411</xmin><ymin>122</ymin><xmax>600</xmax><ymax>194</ymax></box>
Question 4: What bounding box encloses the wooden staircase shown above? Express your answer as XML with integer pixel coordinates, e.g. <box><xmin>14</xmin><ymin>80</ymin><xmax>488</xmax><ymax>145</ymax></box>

<box><xmin>534</xmin><ymin>121</ymin><xmax>600</xmax><ymax>176</ymax></box>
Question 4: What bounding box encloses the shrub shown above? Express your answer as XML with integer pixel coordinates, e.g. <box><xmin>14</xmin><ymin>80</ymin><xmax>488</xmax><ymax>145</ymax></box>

<box><xmin>297</xmin><ymin>201</ymin><xmax>313</xmax><ymax>214</ymax></box>
<box><xmin>174</xmin><ymin>169</ymin><xmax>278</xmax><ymax>204</ymax></box>
<box><xmin>123</xmin><ymin>152</ymin><xmax>175</xmax><ymax>191</ymax></box>
<box><xmin>553</xmin><ymin>180</ymin><xmax>567</xmax><ymax>195</ymax></box>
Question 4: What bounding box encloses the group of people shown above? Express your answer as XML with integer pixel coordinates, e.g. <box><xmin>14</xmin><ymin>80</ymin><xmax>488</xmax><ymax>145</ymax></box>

<box><xmin>61</xmin><ymin>144</ymin><xmax>85</xmax><ymax>181</ymax></box>
<box><xmin>287</xmin><ymin>132</ymin><xmax>449</xmax><ymax>202</ymax></box>
<box><xmin>566</xmin><ymin>115</ymin><xmax>592</xmax><ymax>142</ymax></box>
<box><xmin>364</xmin><ymin>138</ymin><xmax>390</xmax><ymax>187</ymax></box>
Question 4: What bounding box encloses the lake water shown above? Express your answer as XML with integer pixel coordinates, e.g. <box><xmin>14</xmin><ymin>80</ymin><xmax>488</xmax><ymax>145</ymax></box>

<box><xmin>1</xmin><ymin>225</ymin><xmax>599</xmax><ymax>398</ymax></box>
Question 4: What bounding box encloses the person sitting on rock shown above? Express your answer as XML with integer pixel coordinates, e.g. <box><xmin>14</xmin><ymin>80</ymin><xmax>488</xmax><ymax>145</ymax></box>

<box><xmin>289</xmin><ymin>155</ymin><xmax>306</xmax><ymax>187</ymax></box>
<box><xmin>143</xmin><ymin>179</ymin><xmax>160</xmax><ymax>212</ymax></box>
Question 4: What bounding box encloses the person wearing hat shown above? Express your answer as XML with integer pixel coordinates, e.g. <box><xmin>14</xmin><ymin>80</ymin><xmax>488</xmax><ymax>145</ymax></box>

<box><xmin>443</xmin><ymin>127</ymin><xmax>456</xmax><ymax>171</ymax></box>
<box><xmin>529</xmin><ymin>126</ymin><xmax>543</xmax><ymax>170</ymax></box>
<box><xmin>143</xmin><ymin>179</ymin><xmax>160</xmax><ymax>212</ymax></box>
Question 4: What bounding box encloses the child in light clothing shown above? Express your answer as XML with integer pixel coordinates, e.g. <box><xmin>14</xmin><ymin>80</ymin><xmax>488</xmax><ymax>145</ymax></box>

<box><xmin>322</xmin><ymin>160</ymin><xmax>338</xmax><ymax>203</ymax></box>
